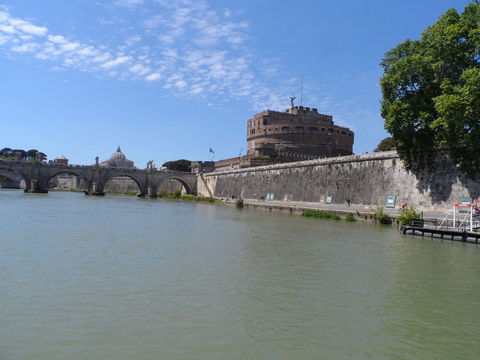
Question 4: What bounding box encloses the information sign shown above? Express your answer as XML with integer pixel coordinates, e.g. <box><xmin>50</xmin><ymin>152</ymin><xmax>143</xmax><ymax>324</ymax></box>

<box><xmin>385</xmin><ymin>195</ymin><xmax>396</xmax><ymax>208</ymax></box>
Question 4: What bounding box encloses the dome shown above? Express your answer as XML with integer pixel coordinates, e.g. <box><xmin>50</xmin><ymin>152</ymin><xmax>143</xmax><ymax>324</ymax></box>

<box><xmin>111</xmin><ymin>146</ymin><xmax>126</xmax><ymax>160</ymax></box>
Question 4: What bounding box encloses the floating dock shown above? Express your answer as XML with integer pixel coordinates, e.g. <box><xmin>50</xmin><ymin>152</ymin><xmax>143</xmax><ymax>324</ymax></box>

<box><xmin>401</xmin><ymin>225</ymin><xmax>480</xmax><ymax>244</ymax></box>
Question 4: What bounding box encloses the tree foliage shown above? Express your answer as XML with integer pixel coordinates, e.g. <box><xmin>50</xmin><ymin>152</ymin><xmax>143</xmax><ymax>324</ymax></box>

<box><xmin>162</xmin><ymin>159</ymin><xmax>191</xmax><ymax>172</ymax></box>
<box><xmin>374</xmin><ymin>137</ymin><xmax>396</xmax><ymax>152</ymax></box>
<box><xmin>0</xmin><ymin>147</ymin><xmax>47</xmax><ymax>161</ymax></box>
<box><xmin>380</xmin><ymin>2</ymin><xmax>480</xmax><ymax>176</ymax></box>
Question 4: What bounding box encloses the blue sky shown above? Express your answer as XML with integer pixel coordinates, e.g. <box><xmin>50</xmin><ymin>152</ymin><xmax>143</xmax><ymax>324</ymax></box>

<box><xmin>0</xmin><ymin>0</ymin><xmax>468</xmax><ymax>166</ymax></box>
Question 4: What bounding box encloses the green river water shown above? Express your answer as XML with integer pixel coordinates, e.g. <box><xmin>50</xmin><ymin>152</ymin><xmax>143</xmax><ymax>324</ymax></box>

<box><xmin>1</xmin><ymin>190</ymin><xmax>479</xmax><ymax>359</ymax></box>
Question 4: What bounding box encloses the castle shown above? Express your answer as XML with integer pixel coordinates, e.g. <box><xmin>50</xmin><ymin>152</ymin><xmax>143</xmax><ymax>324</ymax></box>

<box><xmin>193</xmin><ymin>104</ymin><xmax>354</xmax><ymax>172</ymax></box>
<box><xmin>247</xmin><ymin>105</ymin><xmax>353</xmax><ymax>159</ymax></box>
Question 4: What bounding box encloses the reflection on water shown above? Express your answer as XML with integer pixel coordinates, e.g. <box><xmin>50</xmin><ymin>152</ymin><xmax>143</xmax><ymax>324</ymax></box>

<box><xmin>1</xmin><ymin>190</ymin><xmax>479</xmax><ymax>359</ymax></box>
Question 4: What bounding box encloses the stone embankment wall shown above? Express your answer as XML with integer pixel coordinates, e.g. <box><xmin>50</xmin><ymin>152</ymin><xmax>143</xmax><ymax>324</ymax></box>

<box><xmin>197</xmin><ymin>151</ymin><xmax>480</xmax><ymax>210</ymax></box>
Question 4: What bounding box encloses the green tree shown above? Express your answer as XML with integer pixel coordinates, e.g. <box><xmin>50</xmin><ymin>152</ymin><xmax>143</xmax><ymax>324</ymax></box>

<box><xmin>162</xmin><ymin>159</ymin><xmax>191</xmax><ymax>172</ymax></box>
<box><xmin>374</xmin><ymin>137</ymin><xmax>396</xmax><ymax>152</ymax></box>
<box><xmin>380</xmin><ymin>2</ymin><xmax>480</xmax><ymax>176</ymax></box>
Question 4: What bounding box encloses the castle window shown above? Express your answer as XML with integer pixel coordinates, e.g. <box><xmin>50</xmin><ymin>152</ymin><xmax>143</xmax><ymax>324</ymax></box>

<box><xmin>322</xmin><ymin>128</ymin><xmax>325</xmax><ymax>132</ymax></box>
<box><xmin>281</xmin><ymin>126</ymin><xmax>290</xmax><ymax>131</ymax></box>
<box><xmin>295</xmin><ymin>126</ymin><xmax>304</xmax><ymax>131</ymax></box>
<box><xmin>308</xmin><ymin>127</ymin><xmax>318</xmax><ymax>132</ymax></box>
<box><xmin>342</xmin><ymin>131</ymin><xmax>346</xmax><ymax>135</ymax></box>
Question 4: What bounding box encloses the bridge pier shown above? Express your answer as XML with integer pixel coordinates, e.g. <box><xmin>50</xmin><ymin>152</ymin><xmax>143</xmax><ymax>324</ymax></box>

<box><xmin>84</xmin><ymin>182</ymin><xmax>105</xmax><ymax>196</ymax></box>
<box><xmin>24</xmin><ymin>179</ymin><xmax>48</xmax><ymax>194</ymax></box>
<box><xmin>147</xmin><ymin>185</ymin><xmax>158</xmax><ymax>198</ymax></box>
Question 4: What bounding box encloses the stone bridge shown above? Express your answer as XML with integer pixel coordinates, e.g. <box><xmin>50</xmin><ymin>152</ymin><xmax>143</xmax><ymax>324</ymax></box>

<box><xmin>0</xmin><ymin>159</ymin><xmax>197</xmax><ymax>197</ymax></box>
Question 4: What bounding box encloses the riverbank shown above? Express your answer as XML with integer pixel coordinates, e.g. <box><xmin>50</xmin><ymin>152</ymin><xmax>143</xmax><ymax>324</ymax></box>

<box><xmin>224</xmin><ymin>198</ymin><xmax>452</xmax><ymax>226</ymax></box>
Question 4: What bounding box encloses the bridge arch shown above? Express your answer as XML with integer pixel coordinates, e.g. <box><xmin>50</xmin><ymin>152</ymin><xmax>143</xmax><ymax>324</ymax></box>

<box><xmin>43</xmin><ymin>170</ymin><xmax>90</xmax><ymax>191</ymax></box>
<box><xmin>101</xmin><ymin>173</ymin><xmax>147</xmax><ymax>196</ymax></box>
<box><xmin>0</xmin><ymin>172</ymin><xmax>24</xmax><ymax>189</ymax></box>
<box><xmin>166</xmin><ymin>176</ymin><xmax>194</xmax><ymax>195</ymax></box>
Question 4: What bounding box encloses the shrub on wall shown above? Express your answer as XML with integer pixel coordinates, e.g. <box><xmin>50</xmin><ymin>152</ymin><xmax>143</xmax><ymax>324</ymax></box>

<box><xmin>345</xmin><ymin>213</ymin><xmax>357</xmax><ymax>222</ymax></box>
<box><xmin>235</xmin><ymin>198</ymin><xmax>244</xmax><ymax>208</ymax></box>
<box><xmin>301</xmin><ymin>210</ymin><xmax>341</xmax><ymax>220</ymax></box>
<box><xmin>372</xmin><ymin>206</ymin><xmax>392</xmax><ymax>224</ymax></box>
<box><xmin>398</xmin><ymin>206</ymin><xmax>420</xmax><ymax>225</ymax></box>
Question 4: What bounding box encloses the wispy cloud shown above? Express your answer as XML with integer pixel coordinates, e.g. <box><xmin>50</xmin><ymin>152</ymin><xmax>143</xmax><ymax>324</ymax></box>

<box><xmin>0</xmin><ymin>1</ymin><xmax>298</xmax><ymax>110</ymax></box>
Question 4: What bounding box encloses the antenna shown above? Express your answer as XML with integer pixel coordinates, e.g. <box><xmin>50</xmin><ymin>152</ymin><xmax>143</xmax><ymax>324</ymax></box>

<box><xmin>300</xmin><ymin>73</ymin><xmax>304</xmax><ymax>106</ymax></box>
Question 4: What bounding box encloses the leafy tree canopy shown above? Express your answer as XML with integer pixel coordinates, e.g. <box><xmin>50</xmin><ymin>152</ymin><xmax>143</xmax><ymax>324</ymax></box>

<box><xmin>380</xmin><ymin>2</ymin><xmax>480</xmax><ymax>177</ymax></box>
<box><xmin>374</xmin><ymin>137</ymin><xmax>397</xmax><ymax>152</ymax></box>
<box><xmin>162</xmin><ymin>159</ymin><xmax>191</xmax><ymax>172</ymax></box>
<box><xmin>0</xmin><ymin>147</ymin><xmax>47</xmax><ymax>161</ymax></box>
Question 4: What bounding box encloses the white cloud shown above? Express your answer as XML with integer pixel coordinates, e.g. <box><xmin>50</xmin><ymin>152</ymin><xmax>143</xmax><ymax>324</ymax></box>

<box><xmin>101</xmin><ymin>55</ymin><xmax>131</xmax><ymax>68</ymax></box>
<box><xmin>145</xmin><ymin>72</ymin><xmax>161</xmax><ymax>81</ymax></box>
<box><xmin>76</xmin><ymin>46</ymin><xmax>98</xmax><ymax>57</ymax></box>
<box><xmin>48</xmin><ymin>34</ymin><xmax>66</xmax><ymax>44</ymax></box>
<box><xmin>92</xmin><ymin>53</ymin><xmax>111</xmax><ymax>63</ymax></box>
<box><xmin>11</xmin><ymin>42</ymin><xmax>38</xmax><ymax>52</ymax></box>
<box><xmin>61</xmin><ymin>42</ymin><xmax>80</xmax><ymax>52</ymax></box>
<box><xmin>174</xmin><ymin>79</ymin><xmax>187</xmax><ymax>88</ymax></box>
<box><xmin>0</xmin><ymin>3</ymin><xmax>297</xmax><ymax>110</ymax></box>
<box><xmin>115</xmin><ymin>0</ymin><xmax>144</xmax><ymax>7</ymax></box>
<box><xmin>130</xmin><ymin>63</ymin><xmax>150</xmax><ymax>75</ymax></box>
<box><xmin>0</xmin><ymin>23</ymin><xmax>16</xmax><ymax>34</ymax></box>
<box><xmin>9</xmin><ymin>18</ymin><xmax>47</xmax><ymax>36</ymax></box>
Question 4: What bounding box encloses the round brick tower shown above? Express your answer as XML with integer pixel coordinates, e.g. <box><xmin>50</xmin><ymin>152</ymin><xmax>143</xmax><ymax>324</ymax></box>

<box><xmin>246</xmin><ymin>105</ymin><xmax>354</xmax><ymax>159</ymax></box>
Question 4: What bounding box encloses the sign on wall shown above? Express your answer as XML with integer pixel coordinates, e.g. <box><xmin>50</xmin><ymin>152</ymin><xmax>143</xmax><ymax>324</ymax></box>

<box><xmin>325</xmin><ymin>193</ymin><xmax>333</xmax><ymax>204</ymax></box>
<box><xmin>385</xmin><ymin>195</ymin><xmax>396</xmax><ymax>208</ymax></box>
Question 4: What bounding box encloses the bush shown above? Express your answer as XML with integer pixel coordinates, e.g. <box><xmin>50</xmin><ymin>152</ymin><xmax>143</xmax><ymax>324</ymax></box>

<box><xmin>174</xmin><ymin>189</ymin><xmax>182</xmax><ymax>198</ymax></box>
<box><xmin>301</xmin><ymin>210</ymin><xmax>341</xmax><ymax>220</ymax></box>
<box><xmin>372</xmin><ymin>206</ymin><xmax>392</xmax><ymax>224</ymax></box>
<box><xmin>235</xmin><ymin>198</ymin><xmax>244</xmax><ymax>208</ymax></box>
<box><xmin>157</xmin><ymin>190</ymin><xmax>168</xmax><ymax>198</ymax></box>
<box><xmin>157</xmin><ymin>191</ymin><xmax>221</xmax><ymax>204</ymax></box>
<box><xmin>398</xmin><ymin>206</ymin><xmax>420</xmax><ymax>225</ymax></box>
<box><xmin>345</xmin><ymin>213</ymin><xmax>357</xmax><ymax>222</ymax></box>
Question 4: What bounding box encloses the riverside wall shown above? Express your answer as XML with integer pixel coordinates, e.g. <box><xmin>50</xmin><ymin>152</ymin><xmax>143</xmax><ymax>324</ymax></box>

<box><xmin>197</xmin><ymin>151</ymin><xmax>480</xmax><ymax>210</ymax></box>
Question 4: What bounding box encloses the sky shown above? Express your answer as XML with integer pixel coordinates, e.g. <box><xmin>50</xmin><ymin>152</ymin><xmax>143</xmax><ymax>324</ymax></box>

<box><xmin>0</xmin><ymin>0</ymin><xmax>469</xmax><ymax>166</ymax></box>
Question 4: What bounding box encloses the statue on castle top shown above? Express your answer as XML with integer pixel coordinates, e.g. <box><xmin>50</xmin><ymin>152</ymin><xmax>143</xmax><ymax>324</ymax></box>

<box><xmin>290</xmin><ymin>96</ymin><xmax>296</xmax><ymax>107</ymax></box>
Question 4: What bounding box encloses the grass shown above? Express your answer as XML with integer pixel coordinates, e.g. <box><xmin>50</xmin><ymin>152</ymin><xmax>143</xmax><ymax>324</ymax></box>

<box><xmin>105</xmin><ymin>190</ymin><xmax>138</xmax><ymax>195</ymax></box>
<box><xmin>157</xmin><ymin>190</ymin><xmax>221</xmax><ymax>204</ymax></box>
<box><xmin>301</xmin><ymin>209</ymin><xmax>341</xmax><ymax>220</ymax></box>
<box><xmin>345</xmin><ymin>213</ymin><xmax>357</xmax><ymax>222</ymax></box>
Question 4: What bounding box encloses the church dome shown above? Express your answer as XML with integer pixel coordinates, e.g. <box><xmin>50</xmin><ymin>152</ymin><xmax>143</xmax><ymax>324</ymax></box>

<box><xmin>111</xmin><ymin>146</ymin><xmax>126</xmax><ymax>160</ymax></box>
<box><xmin>99</xmin><ymin>146</ymin><xmax>135</xmax><ymax>168</ymax></box>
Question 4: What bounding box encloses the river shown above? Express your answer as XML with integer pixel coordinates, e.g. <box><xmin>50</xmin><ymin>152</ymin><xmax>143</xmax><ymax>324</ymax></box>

<box><xmin>1</xmin><ymin>190</ymin><xmax>479</xmax><ymax>359</ymax></box>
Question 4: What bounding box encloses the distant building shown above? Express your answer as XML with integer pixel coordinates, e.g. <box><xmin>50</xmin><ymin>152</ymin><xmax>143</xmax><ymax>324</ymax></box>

<box><xmin>100</xmin><ymin>146</ymin><xmax>135</xmax><ymax>168</ymax></box>
<box><xmin>191</xmin><ymin>161</ymin><xmax>215</xmax><ymax>174</ymax></box>
<box><xmin>193</xmin><ymin>104</ymin><xmax>355</xmax><ymax>173</ymax></box>
<box><xmin>54</xmin><ymin>155</ymin><xmax>69</xmax><ymax>166</ymax></box>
